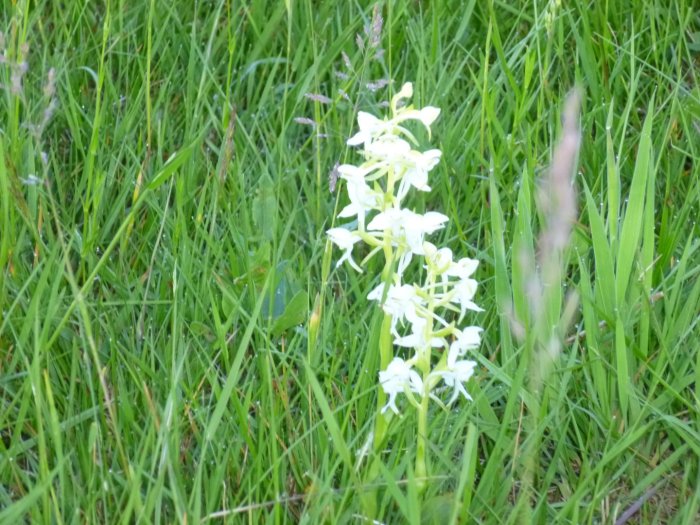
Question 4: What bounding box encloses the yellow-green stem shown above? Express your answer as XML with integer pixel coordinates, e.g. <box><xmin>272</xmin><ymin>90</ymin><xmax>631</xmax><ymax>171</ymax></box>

<box><xmin>373</xmin><ymin>311</ymin><xmax>393</xmax><ymax>448</ymax></box>
<box><xmin>415</xmin><ymin>383</ymin><xmax>429</xmax><ymax>493</ymax></box>
<box><xmin>414</xmin><ymin>269</ymin><xmax>436</xmax><ymax>493</ymax></box>
<box><xmin>363</xmin><ymin>248</ymin><xmax>395</xmax><ymax>517</ymax></box>
<box><xmin>372</xmin><ymin>186</ymin><xmax>397</xmax><ymax>451</ymax></box>
<box><xmin>365</xmin><ymin>162</ymin><xmax>400</xmax><ymax>513</ymax></box>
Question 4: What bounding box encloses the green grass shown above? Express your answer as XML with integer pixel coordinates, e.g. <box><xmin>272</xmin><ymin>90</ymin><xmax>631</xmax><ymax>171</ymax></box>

<box><xmin>1</xmin><ymin>0</ymin><xmax>699</xmax><ymax>522</ymax></box>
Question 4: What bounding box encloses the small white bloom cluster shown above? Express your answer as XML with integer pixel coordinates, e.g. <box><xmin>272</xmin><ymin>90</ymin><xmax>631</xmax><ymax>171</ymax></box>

<box><xmin>328</xmin><ymin>82</ymin><xmax>483</xmax><ymax>415</ymax></box>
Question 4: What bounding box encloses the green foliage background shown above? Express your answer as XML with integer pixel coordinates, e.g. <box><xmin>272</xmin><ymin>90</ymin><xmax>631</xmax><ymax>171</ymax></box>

<box><xmin>1</xmin><ymin>0</ymin><xmax>699</xmax><ymax>522</ymax></box>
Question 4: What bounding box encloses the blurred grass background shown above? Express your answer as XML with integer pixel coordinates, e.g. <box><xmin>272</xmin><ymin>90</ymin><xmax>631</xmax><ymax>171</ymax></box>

<box><xmin>1</xmin><ymin>0</ymin><xmax>699</xmax><ymax>522</ymax></box>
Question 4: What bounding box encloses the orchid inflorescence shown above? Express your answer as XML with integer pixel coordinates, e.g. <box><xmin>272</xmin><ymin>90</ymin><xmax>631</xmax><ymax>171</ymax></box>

<box><xmin>328</xmin><ymin>82</ymin><xmax>483</xmax><ymax>417</ymax></box>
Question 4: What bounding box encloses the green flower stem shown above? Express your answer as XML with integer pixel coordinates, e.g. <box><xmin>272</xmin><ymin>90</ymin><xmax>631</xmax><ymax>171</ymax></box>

<box><xmin>419</xmin><ymin>271</ymin><xmax>437</xmax><ymax>372</ymax></box>
<box><xmin>363</xmin><ymin>161</ymin><xmax>400</xmax><ymax>516</ymax></box>
<box><xmin>385</xmin><ymin>164</ymin><xmax>396</xmax><ymax>203</ymax></box>
<box><xmin>415</xmin><ymin>380</ymin><xmax>429</xmax><ymax>493</ymax></box>
<box><xmin>373</xmin><ymin>310</ymin><xmax>393</xmax><ymax>447</ymax></box>
<box><xmin>364</xmin><ymin>252</ymin><xmax>396</xmax><ymax>518</ymax></box>
<box><xmin>414</xmin><ymin>269</ymin><xmax>437</xmax><ymax>494</ymax></box>
<box><xmin>373</xmin><ymin>160</ymin><xmax>398</xmax><ymax>450</ymax></box>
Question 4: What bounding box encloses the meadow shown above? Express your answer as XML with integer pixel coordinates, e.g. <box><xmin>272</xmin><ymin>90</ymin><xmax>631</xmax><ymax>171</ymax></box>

<box><xmin>1</xmin><ymin>0</ymin><xmax>699</xmax><ymax>523</ymax></box>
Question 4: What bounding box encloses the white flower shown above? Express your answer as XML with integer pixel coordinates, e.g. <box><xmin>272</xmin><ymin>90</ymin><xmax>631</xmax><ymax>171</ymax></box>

<box><xmin>390</xmin><ymin>83</ymin><xmax>441</xmax><ymax>134</ymax></box>
<box><xmin>391</xmin><ymin>82</ymin><xmax>414</xmax><ymax>110</ymax></box>
<box><xmin>327</xmin><ymin>228</ymin><xmax>363</xmax><ymax>272</ymax></box>
<box><xmin>424</xmin><ymin>243</ymin><xmax>479</xmax><ymax>281</ymax></box>
<box><xmin>336</xmin><ymin>163</ymin><xmax>376</xmax><ymax>182</ymax></box>
<box><xmin>431</xmin><ymin>358</ymin><xmax>477</xmax><ymax>405</ymax></box>
<box><xmin>378</xmin><ymin>357</ymin><xmax>423</xmax><ymax>414</ymax></box>
<box><xmin>337</xmin><ymin>165</ymin><xmax>384</xmax><ymax>228</ymax></box>
<box><xmin>398</xmin><ymin>106</ymin><xmax>441</xmax><ymax>132</ymax></box>
<box><xmin>364</xmin><ymin>135</ymin><xmax>412</xmax><ymax>163</ymax></box>
<box><xmin>367</xmin><ymin>208</ymin><xmax>401</xmax><ymax>232</ymax></box>
<box><xmin>347</xmin><ymin>111</ymin><xmax>392</xmax><ymax>146</ymax></box>
<box><xmin>449</xmin><ymin>326</ymin><xmax>483</xmax><ymax>359</ymax></box>
<box><xmin>367</xmin><ymin>209</ymin><xmax>448</xmax><ymax>255</ymax></box>
<box><xmin>347</xmin><ymin>83</ymin><xmax>441</xmax><ymax>147</ymax></box>
<box><xmin>329</xmin><ymin>80</ymin><xmax>485</xmax><ymax>416</ymax></box>
<box><xmin>446</xmin><ymin>257</ymin><xmax>479</xmax><ymax>280</ymax></box>
<box><xmin>396</xmin><ymin>149</ymin><xmax>441</xmax><ymax>200</ymax></box>
<box><xmin>426</xmin><ymin>340</ymin><xmax>478</xmax><ymax>404</ymax></box>
<box><xmin>423</xmin><ymin>242</ymin><xmax>454</xmax><ymax>276</ymax></box>
<box><xmin>396</xmin><ymin>250</ymin><xmax>413</xmax><ymax>278</ymax></box>
<box><xmin>393</xmin><ymin>318</ymin><xmax>446</xmax><ymax>350</ymax></box>
<box><xmin>451</xmin><ymin>278</ymin><xmax>483</xmax><ymax>319</ymax></box>
<box><xmin>406</xmin><ymin>211</ymin><xmax>449</xmax><ymax>254</ymax></box>
<box><xmin>368</xmin><ymin>283</ymin><xmax>423</xmax><ymax>334</ymax></box>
